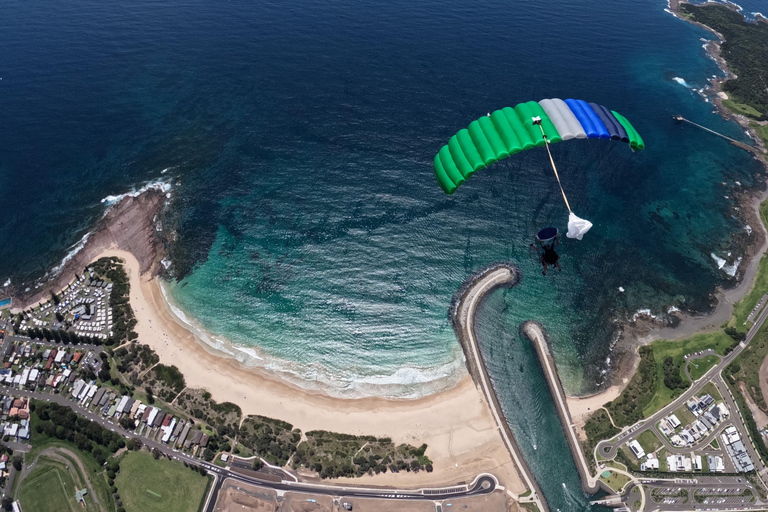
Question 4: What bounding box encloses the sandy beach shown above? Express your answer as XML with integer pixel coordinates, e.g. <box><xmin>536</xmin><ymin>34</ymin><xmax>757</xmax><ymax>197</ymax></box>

<box><xmin>94</xmin><ymin>248</ymin><xmax>526</xmax><ymax>493</ymax></box>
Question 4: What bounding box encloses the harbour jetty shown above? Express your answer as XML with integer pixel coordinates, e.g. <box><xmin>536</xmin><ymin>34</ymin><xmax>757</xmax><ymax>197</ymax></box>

<box><xmin>672</xmin><ymin>114</ymin><xmax>765</xmax><ymax>157</ymax></box>
<box><xmin>450</xmin><ymin>263</ymin><xmax>549</xmax><ymax>512</ymax></box>
<box><xmin>519</xmin><ymin>321</ymin><xmax>603</xmax><ymax>494</ymax></box>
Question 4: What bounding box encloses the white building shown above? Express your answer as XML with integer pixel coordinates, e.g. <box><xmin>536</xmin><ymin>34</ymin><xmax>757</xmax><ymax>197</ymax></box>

<box><xmin>628</xmin><ymin>440</ymin><xmax>645</xmax><ymax>459</ymax></box>
<box><xmin>667</xmin><ymin>414</ymin><xmax>681</xmax><ymax>429</ymax></box>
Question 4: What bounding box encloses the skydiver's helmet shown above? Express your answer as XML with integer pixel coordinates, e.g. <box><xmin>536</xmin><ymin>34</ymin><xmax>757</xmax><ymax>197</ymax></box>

<box><xmin>537</xmin><ymin>227</ymin><xmax>559</xmax><ymax>249</ymax></box>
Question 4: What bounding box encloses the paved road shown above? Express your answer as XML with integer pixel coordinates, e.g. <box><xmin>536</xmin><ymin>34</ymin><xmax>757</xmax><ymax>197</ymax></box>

<box><xmin>3</xmin><ymin>386</ymin><xmax>499</xmax><ymax>510</ymax></box>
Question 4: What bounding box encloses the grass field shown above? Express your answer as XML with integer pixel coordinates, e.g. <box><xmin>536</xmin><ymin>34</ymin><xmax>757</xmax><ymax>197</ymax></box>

<box><xmin>689</xmin><ymin>355</ymin><xmax>721</xmax><ymax>381</ymax></box>
<box><xmin>636</xmin><ymin>430</ymin><xmax>662</xmax><ymax>454</ymax></box>
<box><xmin>26</xmin><ymin>433</ymin><xmax>116</xmax><ymax>511</ymax></box>
<box><xmin>18</xmin><ymin>456</ymin><xmax>94</xmax><ymax>512</ymax></box>
<box><xmin>600</xmin><ymin>470</ymin><xmax>631</xmax><ymax>492</ymax></box>
<box><xmin>116</xmin><ymin>451</ymin><xmax>209</xmax><ymax>512</ymax></box>
<box><xmin>751</xmin><ymin>122</ymin><xmax>768</xmax><ymax>147</ymax></box>
<box><xmin>722</xmin><ymin>98</ymin><xmax>764</xmax><ymax>119</ymax></box>
<box><xmin>641</xmin><ymin>331</ymin><xmax>733</xmax><ymax>417</ymax></box>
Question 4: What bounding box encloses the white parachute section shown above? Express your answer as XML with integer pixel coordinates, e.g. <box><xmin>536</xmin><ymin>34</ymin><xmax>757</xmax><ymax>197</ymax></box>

<box><xmin>566</xmin><ymin>212</ymin><xmax>592</xmax><ymax>240</ymax></box>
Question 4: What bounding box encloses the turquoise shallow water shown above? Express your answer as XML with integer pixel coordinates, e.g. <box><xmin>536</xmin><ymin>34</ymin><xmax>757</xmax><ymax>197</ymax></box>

<box><xmin>0</xmin><ymin>0</ymin><xmax>765</xmax><ymax>508</ymax></box>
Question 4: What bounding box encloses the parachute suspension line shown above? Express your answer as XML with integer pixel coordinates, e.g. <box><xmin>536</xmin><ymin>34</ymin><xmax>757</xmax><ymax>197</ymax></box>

<box><xmin>533</xmin><ymin>119</ymin><xmax>572</xmax><ymax>214</ymax></box>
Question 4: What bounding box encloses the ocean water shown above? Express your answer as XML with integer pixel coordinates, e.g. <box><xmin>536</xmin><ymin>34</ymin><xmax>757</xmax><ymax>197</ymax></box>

<box><xmin>1</xmin><ymin>0</ymin><xmax>765</xmax><ymax>507</ymax></box>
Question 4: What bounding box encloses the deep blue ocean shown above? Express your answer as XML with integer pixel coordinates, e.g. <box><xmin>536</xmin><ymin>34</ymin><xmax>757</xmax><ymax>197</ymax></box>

<box><xmin>1</xmin><ymin>0</ymin><xmax>764</xmax><ymax>509</ymax></box>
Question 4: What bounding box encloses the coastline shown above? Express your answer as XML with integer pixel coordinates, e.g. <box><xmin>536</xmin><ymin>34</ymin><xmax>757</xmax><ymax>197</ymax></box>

<box><xmin>98</xmin><ymin>248</ymin><xmax>527</xmax><ymax>492</ymax></box>
<box><xmin>570</xmin><ymin>0</ymin><xmax>768</xmax><ymax>417</ymax></box>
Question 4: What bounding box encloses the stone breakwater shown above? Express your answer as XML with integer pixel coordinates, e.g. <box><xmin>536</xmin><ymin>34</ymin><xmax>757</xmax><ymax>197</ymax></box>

<box><xmin>520</xmin><ymin>320</ymin><xmax>608</xmax><ymax>495</ymax></box>
<box><xmin>448</xmin><ymin>263</ymin><xmax>550</xmax><ymax>512</ymax></box>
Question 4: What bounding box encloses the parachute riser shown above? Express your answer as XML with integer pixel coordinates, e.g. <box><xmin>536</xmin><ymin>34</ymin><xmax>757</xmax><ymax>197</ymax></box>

<box><xmin>532</xmin><ymin>116</ymin><xmax>572</xmax><ymax>214</ymax></box>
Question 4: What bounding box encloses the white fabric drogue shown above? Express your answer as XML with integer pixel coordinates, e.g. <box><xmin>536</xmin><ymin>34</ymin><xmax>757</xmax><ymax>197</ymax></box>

<box><xmin>566</xmin><ymin>212</ymin><xmax>592</xmax><ymax>240</ymax></box>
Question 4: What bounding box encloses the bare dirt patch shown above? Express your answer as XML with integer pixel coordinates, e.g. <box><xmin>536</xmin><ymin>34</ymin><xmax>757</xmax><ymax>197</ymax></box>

<box><xmin>442</xmin><ymin>492</ymin><xmax>509</xmax><ymax>511</ymax></box>
<box><xmin>338</xmin><ymin>498</ymin><xmax>435</xmax><ymax>512</ymax></box>
<box><xmin>214</xmin><ymin>480</ymin><xmax>277</xmax><ymax>512</ymax></box>
<box><xmin>282</xmin><ymin>492</ymin><xmax>332</xmax><ymax>512</ymax></box>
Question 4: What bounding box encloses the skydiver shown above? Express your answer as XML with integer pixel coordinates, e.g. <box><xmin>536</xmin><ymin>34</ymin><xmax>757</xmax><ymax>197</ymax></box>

<box><xmin>530</xmin><ymin>237</ymin><xmax>561</xmax><ymax>275</ymax></box>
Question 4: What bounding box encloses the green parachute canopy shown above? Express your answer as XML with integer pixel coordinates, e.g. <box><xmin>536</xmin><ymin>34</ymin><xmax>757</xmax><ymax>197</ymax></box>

<box><xmin>434</xmin><ymin>98</ymin><xmax>644</xmax><ymax>194</ymax></box>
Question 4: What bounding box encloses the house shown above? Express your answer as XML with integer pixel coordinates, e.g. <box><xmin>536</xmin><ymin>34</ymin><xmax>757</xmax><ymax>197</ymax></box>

<box><xmin>147</xmin><ymin>408</ymin><xmax>159</xmax><ymax>426</ymax></box>
<box><xmin>115</xmin><ymin>396</ymin><xmax>130</xmax><ymax>415</ymax></box>
<box><xmin>153</xmin><ymin>411</ymin><xmax>167</xmax><ymax>428</ymax></box>
<box><xmin>200</xmin><ymin>434</ymin><xmax>209</xmax><ymax>447</ymax></box>
<box><xmin>628</xmin><ymin>440</ymin><xmax>645</xmax><ymax>459</ymax></box>
<box><xmin>692</xmin><ymin>455</ymin><xmax>702</xmax><ymax>471</ymax></box>
<box><xmin>71</xmin><ymin>380</ymin><xmax>86</xmax><ymax>399</ymax></box>
<box><xmin>172</xmin><ymin>420</ymin><xmax>184</xmax><ymax>438</ymax></box>
<box><xmin>178</xmin><ymin>423</ymin><xmax>191</xmax><ymax>447</ymax></box>
<box><xmin>667</xmin><ymin>414</ymin><xmax>681</xmax><ymax>429</ymax></box>
<box><xmin>641</xmin><ymin>455</ymin><xmax>659</xmax><ymax>471</ymax></box>
<box><xmin>161</xmin><ymin>419</ymin><xmax>176</xmax><ymax>443</ymax></box>
<box><xmin>679</xmin><ymin>430</ymin><xmax>695</xmax><ymax>445</ymax></box>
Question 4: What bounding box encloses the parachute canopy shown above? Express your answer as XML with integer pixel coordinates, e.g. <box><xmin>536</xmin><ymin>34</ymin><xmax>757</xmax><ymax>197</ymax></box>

<box><xmin>434</xmin><ymin>98</ymin><xmax>645</xmax><ymax>194</ymax></box>
<box><xmin>536</xmin><ymin>227</ymin><xmax>559</xmax><ymax>243</ymax></box>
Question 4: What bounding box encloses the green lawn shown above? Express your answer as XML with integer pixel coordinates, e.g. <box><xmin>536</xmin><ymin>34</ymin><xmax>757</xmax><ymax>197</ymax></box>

<box><xmin>689</xmin><ymin>355</ymin><xmax>721</xmax><ymax>381</ymax></box>
<box><xmin>642</xmin><ymin>331</ymin><xmax>733</xmax><ymax>417</ymax></box>
<box><xmin>22</xmin><ymin>437</ymin><xmax>116</xmax><ymax>512</ymax></box>
<box><xmin>115</xmin><ymin>451</ymin><xmax>209</xmax><ymax>512</ymax></box>
<box><xmin>600</xmin><ymin>469</ymin><xmax>631</xmax><ymax>492</ymax></box>
<box><xmin>673</xmin><ymin>405</ymin><xmax>697</xmax><ymax>428</ymax></box>
<box><xmin>751</xmin><ymin>122</ymin><xmax>768</xmax><ymax>147</ymax></box>
<box><xmin>722</xmin><ymin>98</ymin><xmax>764</xmax><ymax>119</ymax></box>
<box><xmin>700</xmin><ymin>382</ymin><xmax>723</xmax><ymax>402</ymax></box>
<box><xmin>18</xmin><ymin>457</ymin><xmax>86</xmax><ymax>512</ymax></box>
<box><xmin>637</xmin><ymin>430</ymin><xmax>662</xmax><ymax>454</ymax></box>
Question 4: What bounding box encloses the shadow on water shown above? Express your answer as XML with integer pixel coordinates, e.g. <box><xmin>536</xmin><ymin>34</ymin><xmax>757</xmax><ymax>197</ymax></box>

<box><xmin>474</xmin><ymin>285</ymin><xmax>615</xmax><ymax>512</ymax></box>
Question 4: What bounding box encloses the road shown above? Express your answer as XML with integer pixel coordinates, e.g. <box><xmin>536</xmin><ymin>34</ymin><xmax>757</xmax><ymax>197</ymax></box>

<box><xmin>595</xmin><ymin>293</ymin><xmax>768</xmax><ymax>503</ymax></box>
<box><xmin>3</xmin><ymin>386</ymin><xmax>499</xmax><ymax>511</ymax></box>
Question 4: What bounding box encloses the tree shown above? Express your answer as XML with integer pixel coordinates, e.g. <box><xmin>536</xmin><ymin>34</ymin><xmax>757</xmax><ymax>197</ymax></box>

<box><xmin>1</xmin><ymin>496</ymin><xmax>12</xmax><ymax>511</ymax></box>
<box><xmin>152</xmin><ymin>447</ymin><xmax>162</xmax><ymax>460</ymax></box>
<box><xmin>252</xmin><ymin>459</ymin><xmax>264</xmax><ymax>471</ymax></box>
<box><xmin>12</xmin><ymin>455</ymin><xmax>23</xmax><ymax>471</ymax></box>
<box><xmin>127</xmin><ymin>437</ymin><xmax>143</xmax><ymax>451</ymax></box>
<box><xmin>118</xmin><ymin>416</ymin><xmax>134</xmax><ymax>431</ymax></box>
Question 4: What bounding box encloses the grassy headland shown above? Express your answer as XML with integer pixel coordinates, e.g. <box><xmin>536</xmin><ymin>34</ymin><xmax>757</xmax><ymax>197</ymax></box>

<box><xmin>680</xmin><ymin>3</ymin><xmax>768</xmax><ymax>146</ymax></box>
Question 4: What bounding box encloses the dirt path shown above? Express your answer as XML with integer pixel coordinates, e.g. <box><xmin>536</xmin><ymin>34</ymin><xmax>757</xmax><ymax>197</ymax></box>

<box><xmin>758</xmin><ymin>354</ymin><xmax>768</xmax><ymax>423</ymax></box>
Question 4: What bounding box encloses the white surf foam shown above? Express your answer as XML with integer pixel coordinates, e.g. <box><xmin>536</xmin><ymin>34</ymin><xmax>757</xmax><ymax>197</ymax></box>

<box><xmin>158</xmin><ymin>281</ymin><xmax>464</xmax><ymax>399</ymax></box>
<box><xmin>101</xmin><ymin>178</ymin><xmax>172</xmax><ymax>207</ymax></box>
<box><xmin>49</xmin><ymin>232</ymin><xmax>91</xmax><ymax>277</ymax></box>
<box><xmin>631</xmin><ymin>309</ymin><xmax>656</xmax><ymax>322</ymax></box>
<box><xmin>673</xmin><ymin>77</ymin><xmax>692</xmax><ymax>88</ymax></box>
<box><xmin>711</xmin><ymin>253</ymin><xmax>742</xmax><ymax>277</ymax></box>
<box><xmin>2</xmin><ymin>279</ymin><xmax>9</xmax><ymax>288</ymax></box>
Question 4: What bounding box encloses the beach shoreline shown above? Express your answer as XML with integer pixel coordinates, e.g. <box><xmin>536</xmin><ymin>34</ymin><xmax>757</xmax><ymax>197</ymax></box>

<box><xmin>93</xmin><ymin>248</ymin><xmax>526</xmax><ymax>492</ymax></box>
